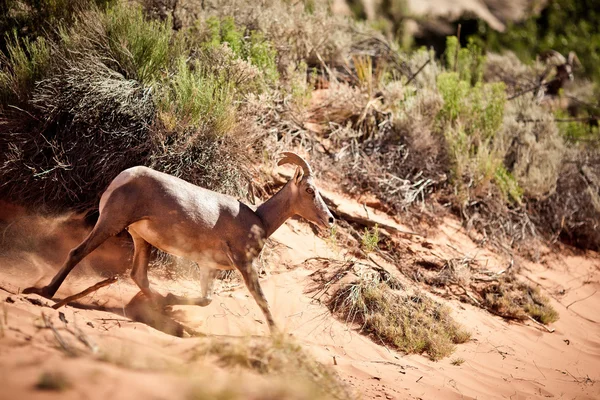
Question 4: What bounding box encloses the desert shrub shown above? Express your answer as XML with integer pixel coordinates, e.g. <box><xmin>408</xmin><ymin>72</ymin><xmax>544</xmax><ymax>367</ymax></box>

<box><xmin>0</xmin><ymin>56</ymin><xmax>154</xmax><ymax>212</ymax></box>
<box><xmin>480</xmin><ymin>272</ymin><xmax>559</xmax><ymax>324</ymax></box>
<box><xmin>437</xmin><ymin>72</ymin><xmax>511</xmax><ymax>202</ymax></box>
<box><xmin>0</xmin><ymin>34</ymin><xmax>52</xmax><ymax>103</ymax></box>
<box><xmin>501</xmin><ymin>95</ymin><xmax>565</xmax><ymax>199</ymax></box>
<box><xmin>102</xmin><ymin>3</ymin><xmax>175</xmax><ymax>84</ymax></box>
<box><xmin>531</xmin><ymin>152</ymin><xmax>600</xmax><ymax>251</ymax></box>
<box><xmin>329</xmin><ymin>277</ymin><xmax>470</xmax><ymax>360</ymax></box>
<box><xmin>483</xmin><ymin>51</ymin><xmax>544</xmax><ymax>97</ymax></box>
<box><xmin>0</xmin><ymin>1</ymin><xmax>255</xmax><ymax>213</ymax></box>
<box><xmin>196</xmin><ymin>16</ymin><xmax>279</xmax><ymax>87</ymax></box>
<box><xmin>158</xmin><ymin>56</ymin><xmax>235</xmax><ymax>134</ymax></box>
<box><xmin>555</xmin><ymin>109</ymin><xmax>600</xmax><ymax>144</ymax></box>
<box><xmin>200</xmin><ymin>0</ymin><xmax>355</xmax><ymax>74</ymax></box>
<box><xmin>445</xmin><ymin>36</ymin><xmax>485</xmax><ymax>86</ymax></box>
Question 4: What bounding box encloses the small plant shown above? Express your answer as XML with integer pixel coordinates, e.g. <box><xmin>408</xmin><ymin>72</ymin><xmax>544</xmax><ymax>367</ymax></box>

<box><xmin>445</xmin><ymin>36</ymin><xmax>485</xmax><ymax>86</ymax></box>
<box><xmin>36</xmin><ymin>371</ymin><xmax>71</xmax><ymax>391</ymax></box>
<box><xmin>451</xmin><ymin>357</ymin><xmax>465</xmax><ymax>366</ymax></box>
<box><xmin>362</xmin><ymin>224</ymin><xmax>380</xmax><ymax>253</ymax></box>
<box><xmin>326</xmin><ymin>224</ymin><xmax>339</xmax><ymax>251</ymax></box>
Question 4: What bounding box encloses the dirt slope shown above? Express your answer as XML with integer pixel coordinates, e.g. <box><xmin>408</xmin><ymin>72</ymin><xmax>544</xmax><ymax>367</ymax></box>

<box><xmin>0</xmin><ymin>189</ymin><xmax>598</xmax><ymax>399</ymax></box>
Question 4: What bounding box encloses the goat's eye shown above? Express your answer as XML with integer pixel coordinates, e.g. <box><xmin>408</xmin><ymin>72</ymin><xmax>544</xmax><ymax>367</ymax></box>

<box><xmin>306</xmin><ymin>188</ymin><xmax>315</xmax><ymax>196</ymax></box>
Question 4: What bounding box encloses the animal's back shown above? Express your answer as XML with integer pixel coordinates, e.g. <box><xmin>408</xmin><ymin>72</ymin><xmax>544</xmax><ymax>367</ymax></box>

<box><xmin>99</xmin><ymin>166</ymin><xmax>264</xmax><ymax>264</ymax></box>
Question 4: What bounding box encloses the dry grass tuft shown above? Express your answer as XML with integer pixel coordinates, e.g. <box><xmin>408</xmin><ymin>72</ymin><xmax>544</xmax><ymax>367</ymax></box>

<box><xmin>329</xmin><ymin>281</ymin><xmax>470</xmax><ymax>361</ymax></box>
<box><xmin>192</xmin><ymin>335</ymin><xmax>353</xmax><ymax>400</ymax></box>
<box><xmin>480</xmin><ymin>272</ymin><xmax>559</xmax><ymax>324</ymax></box>
<box><xmin>450</xmin><ymin>357</ymin><xmax>465</xmax><ymax>366</ymax></box>
<box><xmin>401</xmin><ymin>252</ymin><xmax>559</xmax><ymax>325</ymax></box>
<box><xmin>310</xmin><ymin>261</ymin><xmax>469</xmax><ymax>361</ymax></box>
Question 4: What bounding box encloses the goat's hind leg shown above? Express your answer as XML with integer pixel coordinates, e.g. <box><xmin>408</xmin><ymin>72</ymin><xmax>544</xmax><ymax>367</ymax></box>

<box><xmin>129</xmin><ymin>232</ymin><xmax>163</xmax><ymax>304</ymax></box>
<box><xmin>164</xmin><ymin>265</ymin><xmax>218</xmax><ymax>307</ymax></box>
<box><xmin>23</xmin><ymin>216</ymin><xmax>123</xmax><ymax>298</ymax></box>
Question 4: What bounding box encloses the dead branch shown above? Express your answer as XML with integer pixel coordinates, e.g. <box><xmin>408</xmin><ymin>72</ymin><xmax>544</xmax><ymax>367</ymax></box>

<box><xmin>52</xmin><ymin>276</ymin><xmax>118</xmax><ymax>310</ymax></box>
<box><xmin>42</xmin><ymin>312</ymin><xmax>76</xmax><ymax>356</ymax></box>
<box><xmin>322</xmin><ymin>195</ymin><xmax>421</xmax><ymax>237</ymax></box>
<box><xmin>527</xmin><ymin>315</ymin><xmax>555</xmax><ymax>333</ymax></box>
<box><xmin>406</xmin><ymin>58</ymin><xmax>431</xmax><ymax>86</ymax></box>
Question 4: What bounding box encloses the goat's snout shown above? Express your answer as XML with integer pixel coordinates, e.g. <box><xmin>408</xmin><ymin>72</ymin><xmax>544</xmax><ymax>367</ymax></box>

<box><xmin>328</xmin><ymin>216</ymin><xmax>335</xmax><ymax>225</ymax></box>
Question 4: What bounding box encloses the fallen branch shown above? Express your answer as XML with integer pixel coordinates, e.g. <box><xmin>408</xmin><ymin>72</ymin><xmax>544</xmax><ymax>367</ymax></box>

<box><xmin>527</xmin><ymin>315</ymin><xmax>555</xmax><ymax>333</ymax></box>
<box><xmin>52</xmin><ymin>276</ymin><xmax>118</xmax><ymax>310</ymax></box>
<box><xmin>322</xmin><ymin>195</ymin><xmax>422</xmax><ymax>237</ymax></box>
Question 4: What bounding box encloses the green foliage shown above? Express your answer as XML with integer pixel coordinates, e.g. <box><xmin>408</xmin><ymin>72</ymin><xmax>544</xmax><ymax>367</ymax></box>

<box><xmin>478</xmin><ymin>0</ymin><xmax>600</xmax><ymax>84</ymax></box>
<box><xmin>103</xmin><ymin>3</ymin><xmax>174</xmax><ymax>83</ymax></box>
<box><xmin>495</xmin><ymin>165</ymin><xmax>523</xmax><ymax>204</ymax></box>
<box><xmin>555</xmin><ymin>109</ymin><xmax>600</xmax><ymax>144</ymax></box>
<box><xmin>445</xmin><ymin>36</ymin><xmax>485</xmax><ymax>86</ymax></box>
<box><xmin>362</xmin><ymin>224</ymin><xmax>380</xmax><ymax>253</ymax></box>
<box><xmin>0</xmin><ymin>33</ymin><xmax>51</xmax><ymax>102</ymax></box>
<box><xmin>437</xmin><ymin>72</ymin><xmax>509</xmax><ymax>195</ymax></box>
<box><xmin>247</xmin><ymin>31</ymin><xmax>279</xmax><ymax>84</ymax></box>
<box><xmin>201</xmin><ymin>16</ymin><xmax>278</xmax><ymax>86</ymax></box>
<box><xmin>158</xmin><ymin>57</ymin><xmax>235</xmax><ymax>136</ymax></box>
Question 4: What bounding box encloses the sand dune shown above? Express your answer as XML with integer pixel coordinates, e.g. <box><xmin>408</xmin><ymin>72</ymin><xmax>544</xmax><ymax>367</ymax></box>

<box><xmin>0</xmin><ymin>192</ymin><xmax>598</xmax><ymax>399</ymax></box>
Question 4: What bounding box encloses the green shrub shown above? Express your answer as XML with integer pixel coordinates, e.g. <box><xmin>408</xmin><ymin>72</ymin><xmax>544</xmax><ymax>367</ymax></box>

<box><xmin>445</xmin><ymin>36</ymin><xmax>485</xmax><ymax>86</ymax></box>
<box><xmin>437</xmin><ymin>72</ymin><xmax>508</xmax><ymax>195</ymax></box>
<box><xmin>103</xmin><ymin>3</ymin><xmax>174</xmax><ymax>83</ymax></box>
<box><xmin>0</xmin><ymin>33</ymin><xmax>51</xmax><ymax>102</ymax></box>
<box><xmin>158</xmin><ymin>56</ymin><xmax>235</xmax><ymax>136</ymax></box>
<box><xmin>200</xmin><ymin>16</ymin><xmax>278</xmax><ymax>87</ymax></box>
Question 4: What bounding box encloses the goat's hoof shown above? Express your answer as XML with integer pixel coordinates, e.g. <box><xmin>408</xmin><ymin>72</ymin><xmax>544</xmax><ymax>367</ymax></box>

<box><xmin>22</xmin><ymin>286</ymin><xmax>52</xmax><ymax>299</ymax></box>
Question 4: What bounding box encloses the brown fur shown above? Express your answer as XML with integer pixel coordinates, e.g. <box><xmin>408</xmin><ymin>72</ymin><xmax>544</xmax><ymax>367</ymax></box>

<box><xmin>23</xmin><ymin>153</ymin><xmax>334</xmax><ymax>332</ymax></box>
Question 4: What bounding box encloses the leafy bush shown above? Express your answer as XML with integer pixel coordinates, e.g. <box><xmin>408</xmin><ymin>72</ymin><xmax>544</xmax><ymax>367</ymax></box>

<box><xmin>0</xmin><ymin>34</ymin><xmax>51</xmax><ymax>102</ymax></box>
<box><xmin>158</xmin><ymin>56</ymin><xmax>235</xmax><ymax>135</ymax></box>
<box><xmin>199</xmin><ymin>16</ymin><xmax>279</xmax><ymax>87</ymax></box>
<box><xmin>103</xmin><ymin>3</ymin><xmax>175</xmax><ymax>83</ymax></box>
<box><xmin>0</xmin><ymin>1</ymin><xmax>254</xmax><ymax>213</ymax></box>
<box><xmin>437</xmin><ymin>71</ymin><xmax>509</xmax><ymax>201</ymax></box>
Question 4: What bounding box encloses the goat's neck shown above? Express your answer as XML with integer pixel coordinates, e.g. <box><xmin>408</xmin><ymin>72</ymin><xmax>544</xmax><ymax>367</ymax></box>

<box><xmin>256</xmin><ymin>182</ymin><xmax>296</xmax><ymax>238</ymax></box>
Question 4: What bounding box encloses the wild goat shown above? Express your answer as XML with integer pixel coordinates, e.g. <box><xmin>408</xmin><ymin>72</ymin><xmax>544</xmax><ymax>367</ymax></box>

<box><xmin>24</xmin><ymin>152</ymin><xmax>334</xmax><ymax>332</ymax></box>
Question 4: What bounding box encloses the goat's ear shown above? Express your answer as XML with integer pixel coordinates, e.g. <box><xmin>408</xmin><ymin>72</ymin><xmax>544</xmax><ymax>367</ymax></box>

<box><xmin>292</xmin><ymin>166</ymin><xmax>303</xmax><ymax>185</ymax></box>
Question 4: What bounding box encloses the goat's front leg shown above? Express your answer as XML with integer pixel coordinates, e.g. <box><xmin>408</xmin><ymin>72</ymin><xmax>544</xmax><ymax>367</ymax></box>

<box><xmin>238</xmin><ymin>262</ymin><xmax>277</xmax><ymax>333</ymax></box>
<box><xmin>164</xmin><ymin>265</ymin><xmax>219</xmax><ymax>307</ymax></box>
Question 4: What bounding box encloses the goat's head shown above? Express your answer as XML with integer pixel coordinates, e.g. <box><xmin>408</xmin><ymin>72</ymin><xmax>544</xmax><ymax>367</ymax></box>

<box><xmin>278</xmin><ymin>152</ymin><xmax>335</xmax><ymax>229</ymax></box>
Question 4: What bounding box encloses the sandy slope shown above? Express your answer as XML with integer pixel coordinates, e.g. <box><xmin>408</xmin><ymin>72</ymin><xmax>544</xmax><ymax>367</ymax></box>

<box><xmin>0</xmin><ymin>191</ymin><xmax>598</xmax><ymax>399</ymax></box>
